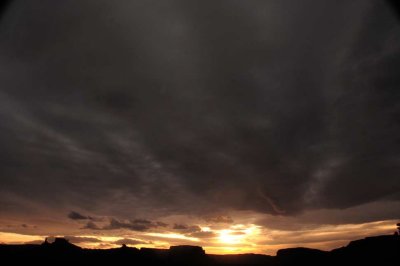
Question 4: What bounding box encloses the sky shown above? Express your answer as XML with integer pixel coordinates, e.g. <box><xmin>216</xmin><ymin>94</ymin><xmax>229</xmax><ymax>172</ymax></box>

<box><xmin>0</xmin><ymin>0</ymin><xmax>399</xmax><ymax>255</ymax></box>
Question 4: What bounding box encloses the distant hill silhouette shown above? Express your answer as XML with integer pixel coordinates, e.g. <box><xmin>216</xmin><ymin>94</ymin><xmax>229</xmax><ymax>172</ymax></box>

<box><xmin>0</xmin><ymin>234</ymin><xmax>399</xmax><ymax>265</ymax></box>
<box><xmin>42</xmin><ymin>237</ymin><xmax>81</xmax><ymax>250</ymax></box>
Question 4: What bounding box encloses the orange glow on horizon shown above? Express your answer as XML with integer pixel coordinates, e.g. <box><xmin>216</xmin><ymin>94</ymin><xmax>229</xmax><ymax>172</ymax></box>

<box><xmin>146</xmin><ymin>232</ymin><xmax>200</xmax><ymax>242</ymax></box>
<box><xmin>0</xmin><ymin>220</ymin><xmax>397</xmax><ymax>255</ymax></box>
<box><xmin>0</xmin><ymin>232</ymin><xmax>44</xmax><ymax>244</ymax></box>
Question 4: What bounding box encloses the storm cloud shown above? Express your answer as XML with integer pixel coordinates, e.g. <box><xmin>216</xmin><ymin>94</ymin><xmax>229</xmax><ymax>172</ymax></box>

<box><xmin>0</xmin><ymin>0</ymin><xmax>399</xmax><ymax>228</ymax></box>
<box><xmin>173</xmin><ymin>224</ymin><xmax>201</xmax><ymax>233</ymax></box>
<box><xmin>98</xmin><ymin>218</ymin><xmax>164</xmax><ymax>232</ymax></box>
<box><xmin>82</xmin><ymin>221</ymin><xmax>100</xmax><ymax>230</ymax></box>
<box><xmin>68</xmin><ymin>211</ymin><xmax>90</xmax><ymax>220</ymax></box>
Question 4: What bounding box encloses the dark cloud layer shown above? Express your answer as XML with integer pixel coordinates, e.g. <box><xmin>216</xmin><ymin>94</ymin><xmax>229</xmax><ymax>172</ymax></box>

<box><xmin>172</xmin><ymin>223</ymin><xmax>216</xmax><ymax>238</ymax></box>
<box><xmin>83</xmin><ymin>217</ymin><xmax>166</xmax><ymax>232</ymax></box>
<box><xmin>204</xmin><ymin>215</ymin><xmax>234</xmax><ymax>224</ymax></box>
<box><xmin>0</xmin><ymin>0</ymin><xmax>399</xmax><ymax>225</ymax></box>
<box><xmin>173</xmin><ymin>224</ymin><xmax>201</xmax><ymax>233</ymax></box>
<box><xmin>82</xmin><ymin>221</ymin><xmax>100</xmax><ymax>230</ymax></box>
<box><xmin>68</xmin><ymin>211</ymin><xmax>89</xmax><ymax>220</ymax></box>
<box><xmin>103</xmin><ymin>219</ymin><xmax>154</xmax><ymax>232</ymax></box>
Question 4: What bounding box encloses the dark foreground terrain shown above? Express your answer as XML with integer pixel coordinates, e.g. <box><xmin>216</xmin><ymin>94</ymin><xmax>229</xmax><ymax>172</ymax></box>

<box><xmin>0</xmin><ymin>235</ymin><xmax>399</xmax><ymax>265</ymax></box>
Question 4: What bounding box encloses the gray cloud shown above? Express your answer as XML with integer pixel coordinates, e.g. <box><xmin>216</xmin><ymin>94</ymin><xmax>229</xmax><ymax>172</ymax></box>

<box><xmin>172</xmin><ymin>223</ymin><xmax>216</xmax><ymax>238</ymax></box>
<box><xmin>68</xmin><ymin>211</ymin><xmax>89</xmax><ymax>220</ymax></box>
<box><xmin>156</xmin><ymin>221</ymin><xmax>168</xmax><ymax>227</ymax></box>
<box><xmin>81</xmin><ymin>217</ymin><xmax>166</xmax><ymax>231</ymax></box>
<box><xmin>204</xmin><ymin>215</ymin><xmax>234</xmax><ymax>224</ymax></box>
<box><xmin>256</xmin><ymin>200</ymin><xmax>400</xmax><ymax>231</ymax></box>
<box><xmin>173</xmin><ymin>224</ymin><xmax>190</xmax><ymax>230</ymax></box>
<box><xmin>173</xmin><ymin>224</ymin><xmax>201</xmax><ymax>233</ymax></box>
<box><xmin>0</xmin><ymin>0</ymin><xmax>399</xmax><ymax>228</ymax></box>
<box><xmin>82</xmin><ymin>221</ymin><xmax>100</xmax><ymax>230</ymax></box>
<box><xmin>89</xmin><ymin>218</ymin><xmax>166</xmax><ymax>232</ymax></box>
<box><xmin>103</xmin><ymin>219</ymin><xmax>151</xmax><ymax>231</ymax></box>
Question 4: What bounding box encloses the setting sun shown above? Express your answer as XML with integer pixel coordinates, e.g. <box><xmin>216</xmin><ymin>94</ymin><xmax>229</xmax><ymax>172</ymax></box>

<box><xmin>219</xmin><ymin>230</ymin><xmax>241</xmax><ymax>245</ymax></box>
<box><xmin>217</xmin><ymin>224</ymin><xmax>261</xmax><ymax>246</ymax></box>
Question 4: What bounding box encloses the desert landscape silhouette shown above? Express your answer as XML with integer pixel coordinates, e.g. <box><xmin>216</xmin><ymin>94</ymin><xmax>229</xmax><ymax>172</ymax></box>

<box><xmin>1</xmin><ymin>230</ymin><xmax>399</xmax><ymax>265</ymax></box>
<box><xmin>1</xmin><ymin>1</ymin><xmax>400</xmax><ymax>264</ymax></box>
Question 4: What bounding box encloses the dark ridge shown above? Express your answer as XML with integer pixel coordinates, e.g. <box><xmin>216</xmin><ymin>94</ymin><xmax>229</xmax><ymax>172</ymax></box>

<box><xmin>43</xmin><ymin>237</ymin><xmax>81</xmax><ymax>250</ymax></box>
<box><xmin>276</xmin><ymin>247</ymin><xmax>327</xmax><ymax>264</ymax></box>
<box><xmin>0</xmin><ymin>234</ymin><xmax>399</xmax><ymax>265</ymax></box>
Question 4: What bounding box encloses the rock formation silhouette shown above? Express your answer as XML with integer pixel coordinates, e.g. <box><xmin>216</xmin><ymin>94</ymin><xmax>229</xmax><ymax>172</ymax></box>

<box><xmin>0</xmin><ymin>234</ymin><xmax>399</xmax><ymax>265</ymax></box>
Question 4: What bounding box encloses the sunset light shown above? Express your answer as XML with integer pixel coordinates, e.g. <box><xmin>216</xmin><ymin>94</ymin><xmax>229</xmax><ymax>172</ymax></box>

<box><xmin>217</xmin><ymin>224</ymin><xmax>260</xmax><ymax>246</ymax></box>
<box><xmin>219</xmin><ymin>230</ymin><xmax>241</xmax><ymax>245</ymax></box>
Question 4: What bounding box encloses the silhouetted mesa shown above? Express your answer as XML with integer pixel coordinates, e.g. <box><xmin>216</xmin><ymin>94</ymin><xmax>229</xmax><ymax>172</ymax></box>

<box><xmin>169</xmin><ymin>245</ymin><xmax>205</xmax><ymax>256</ymax></box>
<box><xmin>276</xmin><ymin>247</ymin><xmax>327</xmax><ymax>265</ymax></box>
<box><xmin>169</xmin><ymin>245</ymin><xmax>207</xmax><ymax>264</ymax></box>
<box><xmin>0</xmin><ymin>234</ymin><xmax>399</xmax><ymax>265</ymax></box>
<box><xmin>44</xmin><ymin>237</ymin><xmax>81</xmax><ymax>250</ymax></box>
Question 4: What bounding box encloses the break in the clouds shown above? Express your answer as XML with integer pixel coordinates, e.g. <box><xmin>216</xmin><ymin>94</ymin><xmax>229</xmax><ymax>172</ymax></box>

<box><xmin>0</xmin><ymin>0</ymin><xmax>399</xmax><ymax>252</ymax></box>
